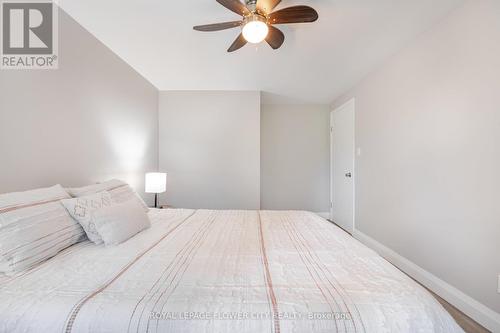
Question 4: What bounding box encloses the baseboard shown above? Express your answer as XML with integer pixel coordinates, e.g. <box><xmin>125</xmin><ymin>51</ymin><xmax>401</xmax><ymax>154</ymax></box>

<box><xmin>353</xmin><ymin>229</ymin><xmax>500</xmax><ymax>332</ymax></box>
<box><xmin>316</xmin><ymin>212</ymin><xmax>330</xmax><ymax>219</ymax></box>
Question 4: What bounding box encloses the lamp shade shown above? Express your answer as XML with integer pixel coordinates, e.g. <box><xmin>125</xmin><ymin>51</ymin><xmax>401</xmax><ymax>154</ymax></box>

<box><xmin>145</xmin><ymin>172</ymin><xmax>167</xmax><ymax>193</ymax></box>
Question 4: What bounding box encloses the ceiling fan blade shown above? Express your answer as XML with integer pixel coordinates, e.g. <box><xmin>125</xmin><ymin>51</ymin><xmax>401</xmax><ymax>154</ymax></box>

<box><xmin>228</xmin><ymin>33</ymin><xmax>247</xmax><ymax>52</ymax></box>
<box><xmin>265</xmin><ymin>25</ymin><xmax>285</xmax><ymax>49</ymax></box>
<box><xmin>256</xmin><ymin>0</ymin><xmax>281</xmax><ymax>14</ymax></box>
<box><xmin>268</xmin><ymin>5</ymin><xmax>318</xmax><ymax>24</ymax></box>
<box><xmin>216</xmin><ymin>0</ymin><xmax>250</xmax><ymax>16</ymax></box>
<box><xmin>193</xmin><ymin>21</ymin><xmax>243</xmax><ymax>32</ymax></box>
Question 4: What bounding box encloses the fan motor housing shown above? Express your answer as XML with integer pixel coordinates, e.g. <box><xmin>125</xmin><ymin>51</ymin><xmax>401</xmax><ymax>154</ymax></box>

<box><xmin>244</xmin><ymin>13</ymin><xmax>267</xmax><ymax>26</ymax></box>
<box><xmin>245</xmin><ymin>0</ymin><xmax>258</xmax><ymax>13</ymax></box>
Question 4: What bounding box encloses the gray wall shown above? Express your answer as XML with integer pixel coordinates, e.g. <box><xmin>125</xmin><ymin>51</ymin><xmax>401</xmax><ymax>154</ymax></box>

<box><xmin>261</xmin><ymin>104</ymin><xmax>330</xmax><ymax>213</ymax></box>
<box><xmin>159</xmin><ymin>91</ymin><xmax>260</xmax><ymax>209</ymax></box>
<box><xmin>0</xmin><ymin>9</ymin><xmax>159</xmax><ymax>204</ymax></box>
<box><xmin>332</xmin><ymin>0</ymin><xmax>500</xmax><ymax>315</ymax></box>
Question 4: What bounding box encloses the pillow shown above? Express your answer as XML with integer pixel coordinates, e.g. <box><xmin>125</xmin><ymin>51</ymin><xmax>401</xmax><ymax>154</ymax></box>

<box><xmin>108</xmin><ymin>184</ymin><xmax>149</xmax><ymax>212</ymax></box>
<box><xmin>61</xmin><ymin>191</ymin><xmax>112</xmax><ymax>244</ymax></box>
<box><xmin>0</xmin><ymin>184</ymin><xmax>70</xmax><ymax>213</ymax></box>
<box><xmin>0</xmin><ymin>186</ymin><xmax>85</xmax><ymax>275</ymax></box>
<box><xmin>93</xmin><ymin>198</ymin><xmax>151</xmax><ymax>246</ymax></box>
<box><xmin>65</xmin><ymin>179</ymin><xmax>125</xmax><ymax>197</ymax></box>
<box><xmin>67</xmin><ymin>179</ymin><xmax>149</xmax><ymax>212</ymax></box>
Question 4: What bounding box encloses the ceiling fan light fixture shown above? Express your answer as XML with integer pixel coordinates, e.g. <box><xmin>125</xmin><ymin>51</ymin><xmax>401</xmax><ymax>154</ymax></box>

<box><xmin>194</xmin><ymin>1</ymin><xmax>319</xmax><ymax>52</ymax></box>
<box><xmin>242</xmin><ymin>15</ymin><xmax>269</xmax><ymax>44</ymax></box>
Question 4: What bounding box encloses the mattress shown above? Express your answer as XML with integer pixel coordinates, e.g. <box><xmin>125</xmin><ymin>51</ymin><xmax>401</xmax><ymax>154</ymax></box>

<box><xmin>0</xmin><ymin>209</ymin><xmax>463</xmax><ymax>333</ymax></box>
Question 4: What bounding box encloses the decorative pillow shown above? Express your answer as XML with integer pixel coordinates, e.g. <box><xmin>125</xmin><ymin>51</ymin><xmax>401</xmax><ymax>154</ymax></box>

<box><xmin>66</xmin><ymin>179</ymin><xmax>149</xmax><ymax>212</ymax></box>
<box><xmin>92</xmin><ymin>198</ymin><xmax>151</xmax><ymax>246</ymax></box>
<box><xmin>61</xmin><ymin>192</ymin><xmax>112</xmax><ymax>244</ymax></box>
<box><xmin>0</xmin><ymin>186</ymin><xmax>85</xmax><ymax>275</ymax></box>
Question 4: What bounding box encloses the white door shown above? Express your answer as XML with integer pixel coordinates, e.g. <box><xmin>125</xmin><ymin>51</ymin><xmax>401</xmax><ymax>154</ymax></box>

<box><xmin>330</xmin><ymin>99</ymin><xmax>355</xmax><ymax>233</ymax></box>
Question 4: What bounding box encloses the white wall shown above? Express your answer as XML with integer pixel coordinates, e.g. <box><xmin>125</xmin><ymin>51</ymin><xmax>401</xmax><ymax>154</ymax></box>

<box><xmin>0</xmin><ymin>9</ymin><xmax>159</xmax><ymax>204</ymax></box>
<box><xmin>261</xmin><ymin>104</ymin><xmax>330</xmax><ymax>213</ymax></box>
<box><xmin>332</xmin><ymin>0</ymin><xmax>500</xmax><ymax>325</ymax></box>
<box><xmin>159</xmin><ymin>91</ymin><xmax>260</xmax><ymax>209</ymax></box>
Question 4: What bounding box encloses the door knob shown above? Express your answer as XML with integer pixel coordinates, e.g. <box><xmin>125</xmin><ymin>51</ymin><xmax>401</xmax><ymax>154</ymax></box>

<box><xmin>345</xmin><ymin>172</ymin><xmax>352</xmax><ymax>178</ymax></box>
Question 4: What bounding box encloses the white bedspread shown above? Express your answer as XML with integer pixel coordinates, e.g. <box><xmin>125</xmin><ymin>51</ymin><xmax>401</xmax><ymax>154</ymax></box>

<box><xmin>0</xmin><ymin>209</ymin><xmax>463</xmax><ymax>333</ymax></box>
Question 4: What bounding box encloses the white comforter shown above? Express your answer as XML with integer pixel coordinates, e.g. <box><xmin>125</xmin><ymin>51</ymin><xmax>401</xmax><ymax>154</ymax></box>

<box><xmin>0</xmin><ymin>209</ymin><xmax>463</xmax><ymax>333</ymax></box>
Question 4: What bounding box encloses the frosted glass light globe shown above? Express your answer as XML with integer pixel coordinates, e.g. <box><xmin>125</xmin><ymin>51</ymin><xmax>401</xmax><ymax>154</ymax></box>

<box><xmin>242</xmin><ymin>20</ymin><xmax>269</xmax><ymax>44</ymax></box>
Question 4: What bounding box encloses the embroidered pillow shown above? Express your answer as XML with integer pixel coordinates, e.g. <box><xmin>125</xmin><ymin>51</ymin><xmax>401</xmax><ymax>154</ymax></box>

<box><xmin>66</xmin><ymin>179</ymin><xmax>149</xmax><ymax>212</ymax></box>
<box><xmin>92</xmin><ymin>198</ymin><xmax>151</xmax><ymax>246</ymax></box>
<box><xmin>61</xmin><ymin>191</ymin><xmax>112</xmax><ymax>244</ymax></box>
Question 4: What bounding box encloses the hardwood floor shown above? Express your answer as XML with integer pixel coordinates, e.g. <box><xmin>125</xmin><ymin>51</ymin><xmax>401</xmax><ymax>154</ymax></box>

<box><xmin>429</xmin><ymin>290</ymin><xmax>490</xmax><ymax>333</ymax></box>
<box><xmin>326</xmin><ymin>219</ymin><xmax>490</xmax><ymax>332</ymax></box>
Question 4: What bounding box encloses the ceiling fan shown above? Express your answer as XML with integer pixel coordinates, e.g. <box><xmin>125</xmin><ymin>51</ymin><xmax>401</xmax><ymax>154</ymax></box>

<box><xmin>193</xmin><ymin>0</ymin><xmax>318</xmax><ymax>52</ymax></box>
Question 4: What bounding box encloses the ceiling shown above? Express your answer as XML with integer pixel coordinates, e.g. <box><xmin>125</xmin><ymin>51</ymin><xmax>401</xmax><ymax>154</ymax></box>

<box><xmin>59</xmin><ymin>0</ymin><xmax>464</xmax><ymax>104</ymax></box>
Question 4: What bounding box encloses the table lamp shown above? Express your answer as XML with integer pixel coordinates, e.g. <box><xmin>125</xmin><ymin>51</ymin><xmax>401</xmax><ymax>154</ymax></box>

<box><xmin>145</xmin><ymin>172</ymin><xmax>167</xmax><ymax>208</ymax></box>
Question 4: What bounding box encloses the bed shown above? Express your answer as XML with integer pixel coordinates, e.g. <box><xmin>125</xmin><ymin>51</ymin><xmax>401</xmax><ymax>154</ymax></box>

<box><xmin>0</xmin><ymin>209</ymin><xmax>463</xmax><ymax>333</ymax></box>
